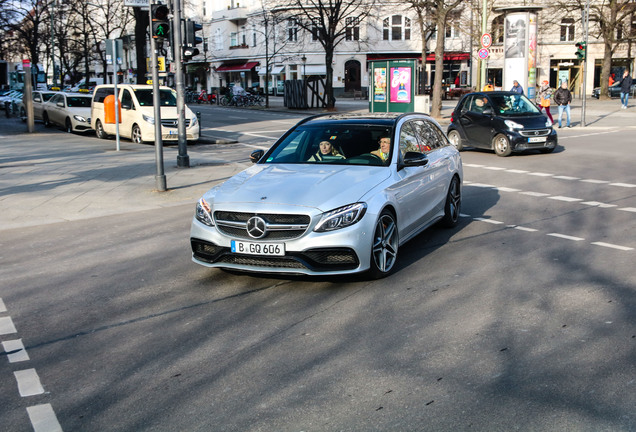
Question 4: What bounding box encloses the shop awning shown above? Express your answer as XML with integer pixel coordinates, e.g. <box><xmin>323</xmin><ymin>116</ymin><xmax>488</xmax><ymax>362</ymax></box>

<box><xmin>215</xmin><ymin>61</ymin><xmax>259</xmax><ymax>72</ymax></box>
<box><xmin>303</xmin><ymin>65</ymin><xmax>327</xmax><ymax>75</ymax></box>
<box><xmin>425</xmin><ymin>53</ymin><xmax>470</xmax><ymax>62</ymax></box>
<box><xmin>258</xmin><ymin>65</ymin><xmax>285</xmax><ymax>76</ymax></box>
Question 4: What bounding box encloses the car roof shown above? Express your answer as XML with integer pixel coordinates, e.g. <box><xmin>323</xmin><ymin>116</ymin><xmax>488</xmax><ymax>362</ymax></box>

<box><xmin>300</xmin><ymin>112</ymin><xmax>431</xmax><ymax>127</ymax></box>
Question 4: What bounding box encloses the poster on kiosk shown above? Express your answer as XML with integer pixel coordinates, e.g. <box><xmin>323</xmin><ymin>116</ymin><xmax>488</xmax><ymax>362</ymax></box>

<box><xmin>369</xmin><ymin>59</ymin><xmax>416</xmax><ymax>113</ymax></box>
<box><xmin>503</xmin><ymin>11</ymin><xmax>538</xmax><ymax>100</ymax></box>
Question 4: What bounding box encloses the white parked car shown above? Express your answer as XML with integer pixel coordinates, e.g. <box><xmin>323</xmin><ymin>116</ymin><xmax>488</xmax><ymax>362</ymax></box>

<box><xmin>42</xmin><ymin>92</ymin><xmax>93</xmax><ymax>133</ymax></box>
<box><xmin>19</xmin><ymin>90</ymin><xmax>58</xmax><ymax>122</ymax></box>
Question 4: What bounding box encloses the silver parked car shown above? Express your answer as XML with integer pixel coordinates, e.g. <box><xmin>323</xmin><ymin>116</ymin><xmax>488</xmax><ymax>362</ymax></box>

<box><xmin>19</xmin><ymin>90</ymin><xmax>58</xmax><ymax>122</ymax></box>
<box><xmin>190</xmin><ymin>113</ymin><xmax>463</xmax><ymax>278</ymax></box>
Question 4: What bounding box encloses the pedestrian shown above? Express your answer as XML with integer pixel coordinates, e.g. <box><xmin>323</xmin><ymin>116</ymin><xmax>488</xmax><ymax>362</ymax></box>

<box><xmin>554</xmin><ymin>80</ymin><xmax>572</xmax><ymax>128</ymax></box>
<box><xmin>619</xmin><ymin>69</ymin><xmax>633</xmax><ymax>109</ymax></box>
<box><xmin>537</xmin><ymin>80</ymin><xmax>554</xmax><ymax>123</ymax></box>
<box><xmin>510</xmin><ymin>80</ymin><xmax>524</xmax><ymax>94</ymax></box>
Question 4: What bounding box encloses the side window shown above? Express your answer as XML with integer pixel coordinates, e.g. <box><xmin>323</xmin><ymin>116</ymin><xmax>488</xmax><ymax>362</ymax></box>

<box><xmin>94</xmin><ymin>88</ymin><xmax>114</xmax><ymax>103</ymax></box>
<box><xmin>411</xmin><ymin>120</ymin><xmax>437</xmax><ymax>152</ymax></box>
<box><xmin>399</xmin><ymin>122</ymin><xmax>420</xmax><ymax>159</ymax></box>
<box><xmin>121</xmin><ymin>90</ymin><xmax>133</xmax><ymax>109</ymax></box>
<box><xmin>50</xmin><ymin>94</ymin><xmax>62</xmax><ymax>105</ymax></box>
<box><xmin>467</xmin><ymin>95</ymin><xmax>489</xmax><ymax>114</ymax></box>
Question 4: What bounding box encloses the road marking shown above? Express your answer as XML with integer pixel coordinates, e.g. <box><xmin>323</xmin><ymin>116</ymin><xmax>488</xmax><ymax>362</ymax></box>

<box><xmin>520</xmin><ymin>191</ymin><xmax>550</xmax><ymax>197</ymax></box>
<box><xmin>618</xmin><ymin>207</ymin><xmax>636</xmax><ymax>213</ymax></box>
<box><xmin>473</xmin><ymin>217</ymin><xmax>504</xmax><ymax>224</ymax></box>
<box><xmin>528</xmin><ymin>172</ymin><xmax>553</xmax><ymax>177</ymax></box>
<box><xmin>591</xmin><ymin>242</ymin><xmax>634</xmax><ymax>251</ymax></box>
<box><xmin>2</xmin><ymin>338</ymin><xmax>30</xmax><ymax>362</ymax></box>
<box><xmin>242</xmin><ymin>132</ymin><xmax>284</xmax><ymax>139</ymax></box>
<box><xmin>547</xmin><ymin>233</ymin><xmax>585</xmax><ymax>241</ymax></box>
<box><xmin>506</xmin><ymin>169</ymin><xmax>529</xmax><ymax>174</ymax></box>
<box><xmin>0</xmin><ymin>316</ymin><xmax>17</xmax><ymax>335</ymax></box>
<box><xmin>581</xmin><ymin>179</ymin><xmax>609</xmax><ymax>184</ymax></box>
<box><xmin>548</xmin><ymin>196</ymin><xmax>583</xmax><ymax>202</ymax></box>
<box><xmin>484</xmin><ymin>166</ymin><xmax>507</xmax><ymax>170</ymax></box>
<box><xmin>512</xmin><ymin>226</ymin><xmax>538</xmax><ymax>232</ymax></box>
<box><xmin>0</xmin><ymin>297</ymin><xmax>6</xmax><ymax>312</ymax></box>
<box><xmin>14</xmin><ymin>369</ymin><xmax>45</xmax><ymax>396</ymax></box>
<box><xmin>581</xmin><ymin>201</ymin><xmax>617</xmax><ymax>208</ymax></box>
<box><xmin>553</xmin><ymin>175</ymin><xmax>580</xmax><ymax>180</ymax></box>
<box><xmin>492</xmin><ymin>187</ymin><xmax>521</xmax><ymax>192</ymax></box>
<box><xmin>610</xmin><ymin>183</ymin><xmax>636</xmax><ymax>188</ymax></box>
<box><xmin>468</xmin><ymin>183</ymin><xmax>495</xmax><ymax>188</ymax></box>
<box><xmin>27</xmin><ymin>404</ymin><xmax>63</xmax><ymax>432</ymax></box>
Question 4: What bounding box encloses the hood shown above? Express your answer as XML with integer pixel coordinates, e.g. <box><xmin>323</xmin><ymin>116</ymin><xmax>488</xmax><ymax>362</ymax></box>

<box><xmin>208</xmin><ymin>164</ymin><xmax>390</xmax><ymax>212</ymax></box>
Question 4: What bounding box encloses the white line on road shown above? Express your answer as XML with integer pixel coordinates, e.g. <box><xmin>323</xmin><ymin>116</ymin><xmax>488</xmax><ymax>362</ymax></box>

<box><xmin>547</xmin><ymin>233</ymin><xmax>585</xmax><ymax>241</ymax></box>
<box><xmin>528</xmin><ymin>172</ymin><xmax>553</xmax><ymax>177</ymax></box>
<box><xmin>581</xmin><ymin>179</ymin><xmax>610</xmax><ymax>184</ymax></box>
<box><xmin>506</xmin><ymin>169</ymin><xmax>529</xmax><ymax>173</ymax></box>
<box><xmin>27</xmin><ymin>404</ymin><xmax>63</xmax><ymax>432</ymax></box>
<box><xmin>242</xmin><ymin>132</ymin><xmax>284</xmax><ymax>139</ymax></box>
<box><xmin>14</xmin><ymin>369</ymin><xmax>45</xmax><ymax>396</ymax></box>
<box><xmin>473</xmin><ymin>217</ymin><xmax>504</xmax><ymax>224</ymax></box>
<box><xmin>2</xmin><ymin>338</ymin><xmax>30</xmax><ymax>362</ymax></box>
<box><xmin>618</xmin><ymin>207</ymin><xmax>636</xmax><ymax>213</ymax></box>
<box><xmin>520</xmin><ymin>191</ymin><xmax>551</xmax><ymax>197</ymax></box>
<box><xmin>591</xmin><ymin>242</ymin><xmax>634</xmax><ymax>251</ymax></box>
<box><xmin>0</xmin><ymin>316</ymin><xmax>17</xmax><ymax>335</ymax></box>
<box><xmin>492</xmin><ymin>187</ymin><xmax>521</xmax><ymax>192</ymax></box>
<box><xmin>581</xmin><ymin>201</ymin><xmax>617</xmax><ymax>208</ymax></box>
<box><xmin>548</xmin><ymin>196</ymin><xmax>584</xmax><ymax>202</ymax></box>
<box><xmin>511</xmin><ymin>226</ymin><xmax>539</xmax><ymax>232</ymax></box>
<box><xmin>552</xmin><ymin>175</ymin><xmax>580</xmax><ymax>180</ymax></box>
<box><xmin>483</xmin><ymin>166</ymin><xmax>507</xmax><ymax>170</ymax></box>
<box><xmin>610</xmin><ymin>183</ymin><xmax>636</xmax><ymax>188</ymax></box>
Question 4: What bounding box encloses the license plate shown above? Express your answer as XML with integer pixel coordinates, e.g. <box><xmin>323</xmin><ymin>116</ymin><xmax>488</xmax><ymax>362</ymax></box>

<box><xmin>528</xmin><ymin>136</ymin><xmax>547</xmax><ymax>143</ymax></box>
<box><xmin>231</xmin><ymin>240</ymin><xmax>285</xmax><ymax>256</ymax></box>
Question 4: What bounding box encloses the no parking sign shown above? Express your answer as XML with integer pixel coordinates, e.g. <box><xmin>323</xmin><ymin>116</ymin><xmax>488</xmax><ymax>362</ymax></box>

<box><xmin>478</xmin><ymin>48</ymin><xmax>490</xmax><ymax>59</ymax></box>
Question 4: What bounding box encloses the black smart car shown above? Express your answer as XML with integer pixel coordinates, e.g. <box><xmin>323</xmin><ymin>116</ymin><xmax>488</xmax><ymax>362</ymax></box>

<box><xmin>447</xmin><ymin>91</ymin><xmax>558</xmax><ymax>157</ymax></box>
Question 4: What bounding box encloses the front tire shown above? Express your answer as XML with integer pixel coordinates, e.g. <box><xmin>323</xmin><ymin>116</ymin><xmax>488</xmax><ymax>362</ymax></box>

<box><xmin>43</xmin><ymin>112</ymin><xmax>51</xmax><ymax>128</ymax></box>
<box><xmin>440</xmin><ymin>176</ymin><xmax>461</xmax><ymax>228</ymax></box>
<box><xmin>368</xmin><ymin>209</ymin><xmax>399</xmax><ymax>279</ymax></box>
<box><xmin>65</xmin><ymin>118</ymin><xmax>73</xmax><ymax>133</ymax></box>
<box><xmin>95</xmin><ymin>119</ymin><xmax>108</xmax><ymax>139</ymax></box>
<box><xmin>131</xmin><ymin>124</ymin><xmax>143</xmax><ymax>144</ymax></box>
<box><xmin>493</xmin><ymin>134</ymin><xmax>512</xmax><ymax>157</ymax></box>
<box><xmin>447</xmin><ymin>130</ymin><xmax>464</xmax><ymax>151</ymax></box>
<box><xmin>19</xmin><ymin>107</ymin><xmax>26</xmax><ymax>122</ymax></box>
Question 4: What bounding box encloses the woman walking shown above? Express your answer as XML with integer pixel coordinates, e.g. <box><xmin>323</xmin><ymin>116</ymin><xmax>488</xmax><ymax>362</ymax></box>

<box><xmin>537</xmin><ymin>80</ymin><xmax>554</xmax><ymax>123</ymax></box>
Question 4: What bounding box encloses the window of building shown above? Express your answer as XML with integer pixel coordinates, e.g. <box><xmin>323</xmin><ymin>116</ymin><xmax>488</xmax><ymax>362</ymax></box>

<box><xmin>288</xmin><ymin>18</ymin><xmax>298</xmax><ymax>42</ymax></box>
<box><xmin>215</xmin><ymin>28</ymin><xmax>223</xmax><ymax>50</ymax></box>
<box><xmin>346</xmin><ymin>16</ymin><xmax>360</xmax><ymax>41</ymax></box>
<box><xmin>492</xmin><ymin>15</ymin><xmax>504</xmax><ymax>43</ymax></box>
<box><xmin>445</xmin><ymin>19</ymin><xmax>458</xmax><ymax>38</ymax></box>
<box><xmin>383</xmin><ymin>15</ymin><xmax>410</xmax><ymax>41</ymax></box>
<box><xmin>560</xmin><ymin>18</ymin><xmax>575</xmax><ymax>42</ymax></box>
<box><xmin>230</xmin><ymin>32</ymin><xmax>237</xmax><ymax>46</ymax></box>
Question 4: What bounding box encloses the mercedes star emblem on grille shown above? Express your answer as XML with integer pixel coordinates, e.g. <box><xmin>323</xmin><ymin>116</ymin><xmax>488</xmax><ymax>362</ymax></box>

<box><xmin>247</xmin><ymin>216</ymin><xmax>267</xmax><ymax>238</ymax></box>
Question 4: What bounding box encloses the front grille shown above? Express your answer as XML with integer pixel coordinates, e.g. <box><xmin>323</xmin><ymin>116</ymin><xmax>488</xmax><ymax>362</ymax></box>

<box><xmin>161</xmin><ymin>118</ymin><xmax>191</xmax><ymax>128</ymax></box>
<box><xmin>520</xmin><ymin>129</ymin><xmax>550</xmax><ymax>137</ymax></box>
<box><xmin>218</xmin><ymin>255</ymin><xmax>308</xmax><ymax>269</ymax></box>
<box><xmin>214</xmin><ymin>211</ymin><xmax>310</xmax><ymax>240</ymax></box>
<box><xmin>304</xmin><ymin>248</ymin><xmax>359</xmax><ymax>266</ymax></box>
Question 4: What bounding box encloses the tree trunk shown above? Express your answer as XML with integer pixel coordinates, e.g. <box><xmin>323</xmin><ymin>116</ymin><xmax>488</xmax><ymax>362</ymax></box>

<box><xmin>325</xmin><ymin>47</ymin><xmax>335</xmax><ymax>109</ymax></box>
<box><xmin>430</xmin><ymin>11</ymin><xmax>447</xmax><ymax>118</ymax></box>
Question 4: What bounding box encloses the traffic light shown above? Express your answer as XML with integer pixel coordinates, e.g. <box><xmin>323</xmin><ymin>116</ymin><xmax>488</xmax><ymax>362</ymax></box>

<box><xmin>183</xmin><ymin>20</ymin><xmax>203</xmax><ymax>60</ymax></box>
<box><xmin>575</xmin><ymin>41</ymin><xmax>586</xmax><ymax>60</ymax></box>
<box><xmin>151</xmin><ymin>4</ymin><xmax>170</xmax><ymax>40</ymax></box>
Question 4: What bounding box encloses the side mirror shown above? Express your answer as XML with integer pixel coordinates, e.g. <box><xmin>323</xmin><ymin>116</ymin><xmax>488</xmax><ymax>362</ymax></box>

<box><xmin>250</xmin><ymin>149</ymin><xmax>265</xmax><ymax>164</ymax></box>
<box><xmin>57</xmin><ymin>101</ymin><xmax>65</xmax><ymax>107</ymax></box>
<box><xmin>482</xmin><ymin>107</ymin><xmax>493</xmax><ymax>116</ymax></box>
<box><xmin>400</xmin><ymin>151</ymin><xmax>429</xmax><ymax>169</ymax></box>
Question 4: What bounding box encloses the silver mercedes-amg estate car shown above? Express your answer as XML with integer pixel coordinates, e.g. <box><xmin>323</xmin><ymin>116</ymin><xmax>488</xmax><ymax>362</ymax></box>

<box><xmin>190</xmin><ymin>113</ymin><xmax>462</xmax><ymax>278</ymax></box>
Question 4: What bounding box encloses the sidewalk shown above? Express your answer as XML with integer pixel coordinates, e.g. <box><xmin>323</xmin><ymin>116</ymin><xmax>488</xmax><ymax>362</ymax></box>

<box><xmin>0</xmin><ymin>96</ymin><xmax>633</xmax><ymax>231</ymax></box>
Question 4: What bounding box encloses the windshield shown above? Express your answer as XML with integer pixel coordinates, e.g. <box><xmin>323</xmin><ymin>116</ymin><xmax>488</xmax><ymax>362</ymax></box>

<box><xmin>133</xmin><ymin>89</ymin><xmax>177</xmax><ymax>107</ymax></box>
<box><xmin>489</xmin><ymin>94</ymin><xmax>541</xmax><ymax>115</ymax></box>
<box><xmin>66</xmin><ymin>96</ymin><xmax>92</xmax><ymax>107</ymax></box>
<box><xmin>263</xmin><ymin>123</ymin><xmax>394</xmax><ymax>167</ymax></box>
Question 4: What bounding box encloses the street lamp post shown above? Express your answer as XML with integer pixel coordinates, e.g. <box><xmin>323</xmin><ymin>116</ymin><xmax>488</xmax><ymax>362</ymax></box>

<box><xmin>301</xmin><ymin>54</ymin><xmax>306</xmax><ymax>79</ymax></box>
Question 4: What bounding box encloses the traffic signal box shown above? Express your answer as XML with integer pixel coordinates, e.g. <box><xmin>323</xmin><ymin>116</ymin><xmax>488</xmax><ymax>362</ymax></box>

<box><xmin>575</xmin><ymin>42</ymin><xmax>586</xmax><ymax>60</ymax></box>
<box><xmin>183</xmin><ymin>20</ymin><xmax>203</xmax><ymax>60</ymax></box>
<box><xmin>151</xmin><ymin>4</ymin><xmax>170</xmax><ymax>39</ymax></box>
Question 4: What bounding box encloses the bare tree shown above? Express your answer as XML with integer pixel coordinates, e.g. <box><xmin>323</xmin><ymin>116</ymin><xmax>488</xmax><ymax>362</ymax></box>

<box><xmin>0</xmin><ymin>0</ymin><xmax>49</xmax><ymax>67</ymax></box>
<box><xmin>554</xmin><ymin>0</ymin><xmax>636</xmax><ymax>99</ymax></box>
<box><xmin>279</xmin><ymin>0</ymin><xmax>376</xmax><ymax>109</ymax></box>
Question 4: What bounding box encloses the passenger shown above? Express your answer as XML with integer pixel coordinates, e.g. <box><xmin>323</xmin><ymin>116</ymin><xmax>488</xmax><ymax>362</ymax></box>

<box><xmin>371</xmin><ymin>136</ymin><xmax>391</xmax><ymax>162</ymax></box>
<box><xmin>474</xmin><ymin>97</ymin><xmax>489</xmax><ymax>113</ymax></box>
<box><xmin>308</xmin><ymin>140</ymin><xmax>345</xmax><ymax>161</ymax></box>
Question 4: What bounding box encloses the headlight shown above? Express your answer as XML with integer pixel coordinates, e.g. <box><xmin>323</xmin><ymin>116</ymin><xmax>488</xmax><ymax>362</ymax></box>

<box><xmin>142</xmin><ymin>114</ymin><xmax>155</xmax><ymax>124</ymax></box>
<box><xmin>195</xmin><ymin>198</ymin><xmax>214</xmax><ymax>226</ymax></box>
<box><xmin>314</xmin><ymin>203</ymin><xmax>367</xmax><ymax>232</ymax></box>
<box><xmin>545</xmin><ymin>118</ymin><xmax>553</xmax><ymax>127</ymax></box>
<box><xmin>73</xmin><ymin>115</ymin><xmax>87</xmax><ymax>122</ymax></box>
<box><xmin>190</xmin><ymin>115</ymin><xmax>197</xmax><ymax>127</ymax></box>
<box><xmin>504</xmin><ymin>120</ymin><xmax>524</xmax><ymax>130</ymax></box>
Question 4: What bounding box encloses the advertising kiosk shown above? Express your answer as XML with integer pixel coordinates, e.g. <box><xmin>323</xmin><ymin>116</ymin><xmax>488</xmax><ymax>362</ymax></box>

<box><xmin>369</xmin><ymin>59</ymin><xmax>418</xmax><ymax>113</ymax></box>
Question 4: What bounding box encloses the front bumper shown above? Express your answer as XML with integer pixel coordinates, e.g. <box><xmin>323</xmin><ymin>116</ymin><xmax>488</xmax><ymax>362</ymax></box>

<box><xmin>189</xmin><ymin>206</ymin><xmax>377</xmax><ymax>276</ymax></box>
<box><xmin>507</xmin><ymin>128</ymin><xmax>558</xmax><ymax>152</ymax></box>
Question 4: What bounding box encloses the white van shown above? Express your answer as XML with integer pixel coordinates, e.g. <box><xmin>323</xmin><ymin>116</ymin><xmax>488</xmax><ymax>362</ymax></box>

<box><xmin>91</xmin><ymin>84</ymin><xmax>199</xmax><ymax>143</ymax></box>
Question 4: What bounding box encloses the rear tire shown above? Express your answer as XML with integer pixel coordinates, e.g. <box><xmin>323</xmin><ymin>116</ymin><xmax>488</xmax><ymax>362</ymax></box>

<box><xmin>440</xmin><ymin>176</ymin><xmax>461</xmax><ymax>228</ymax></box>
<box><xmin>367</xmin><ymin>209</ymin><xmax>399</xmax><ymax>279</ymax></box>
<box><xmin>65</xmin><ymin>118</ymin><xmax>73</xmax><ymax>133</ymax></box>
<box><xmin>493</xmin><ymin>134</ymin><xmax>512</xmax><ymax>157</ymax></box>
<box><xmin>447</xmin><ymin>130</ymin><xmax>464</xmax><ymax>151</ymax></box>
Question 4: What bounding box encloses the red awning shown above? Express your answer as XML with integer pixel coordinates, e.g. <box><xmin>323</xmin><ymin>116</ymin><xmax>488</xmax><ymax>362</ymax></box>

<box><xmin>215</xmin><ymin>61</ymin><xmax>259</xmax><ymax>72</ymax></box>
<box><xmin>426</xmin><ymin>53</ymin><xmax>470</xmax><ymax>62</ymax></box>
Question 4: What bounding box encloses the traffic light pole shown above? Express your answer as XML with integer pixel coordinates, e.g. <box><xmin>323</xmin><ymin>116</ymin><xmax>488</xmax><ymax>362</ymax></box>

<box><xmin>581</xmin><ymin>0</ymin><xmax>590</xmax><ymax>127</ymax></box>
<box><xmin>171</xmin><ymin>0</ymin><xmax>189</xmax><ymax>167</ymax></box>
<box><xmin>149</xmin><ymin>4</ymin><xmax>167</xmax><ymax>191</ymax></box>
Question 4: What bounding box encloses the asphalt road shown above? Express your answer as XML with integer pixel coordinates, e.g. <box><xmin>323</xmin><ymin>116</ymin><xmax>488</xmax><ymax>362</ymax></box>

<box><xmin>1</xmin><ymin>111</ymin><xmax>636</xmax><ymax>431</ymax></box>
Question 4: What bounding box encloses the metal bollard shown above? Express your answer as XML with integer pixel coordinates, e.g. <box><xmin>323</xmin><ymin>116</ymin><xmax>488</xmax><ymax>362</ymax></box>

<box><xmin>5</xmin><ymin>101</ymin><xmax>10</xmax><ymax>118</ymax></box>
<box><xmin>196</xmin><ymin>111</ymin><xmax>201</xmax><ymax>127</ymax></box>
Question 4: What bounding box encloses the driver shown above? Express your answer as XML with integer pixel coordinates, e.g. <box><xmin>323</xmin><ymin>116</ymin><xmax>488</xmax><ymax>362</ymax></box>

<box><xmin>308</xmin><ymin>140</ymin><xmax>345</xmax><ymax>161</ymax></box>
<box><xmin>371</xmin><ymin>137</ymin><xmax>391</xmax><ymax>162</ymax></box>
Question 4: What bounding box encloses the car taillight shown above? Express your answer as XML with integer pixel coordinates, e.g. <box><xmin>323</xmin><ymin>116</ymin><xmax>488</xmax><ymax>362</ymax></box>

<box><xmin>450</xmin><ymin>112</ymin><xmax>455</xmax><ymax>123</ymax></box>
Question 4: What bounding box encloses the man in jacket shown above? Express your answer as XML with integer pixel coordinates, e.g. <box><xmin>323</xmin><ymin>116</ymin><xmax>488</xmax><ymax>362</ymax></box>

<box><xmin>619</xmin><ymin>70</ymin><xmax>633</xmax><ymax>109</ymax></box>
<box><xmin>554</xmin><ymin>81</ymin><xmax>572</xmax><ymax>128</ymax></box>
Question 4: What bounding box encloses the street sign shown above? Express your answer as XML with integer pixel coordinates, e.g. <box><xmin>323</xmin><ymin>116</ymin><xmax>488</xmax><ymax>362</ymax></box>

<box><xmin>478</xmin><ymin>48</ymin><xmax>490</xmax><ymax>59</ymax></box>
<box><xmin>124</xmin><ymin>0</ymin><xmax>149</xmax><ymax>6</ymax></box>
<box><xmin>481</xmin><ymin>33</ymin><xmax>492</xmax><ymax>49</ymax></box>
